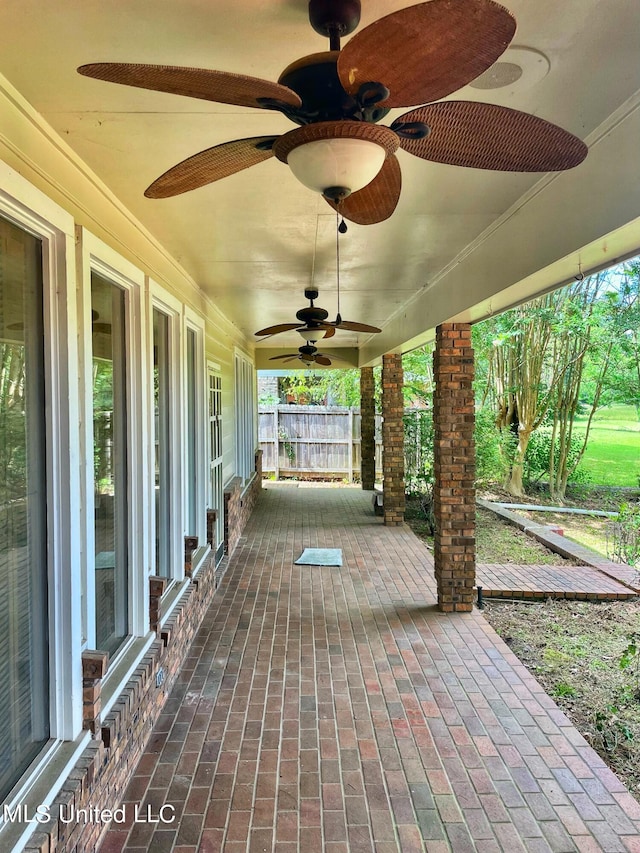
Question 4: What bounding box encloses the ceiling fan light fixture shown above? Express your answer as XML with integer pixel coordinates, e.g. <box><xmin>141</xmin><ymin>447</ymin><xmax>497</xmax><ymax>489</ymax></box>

<box><xmin>297</xmin><ymin>327</ymin><xmax>325</xmax><ymax>342</ymax></box>
<box><xmin>274</xmin><ymin>121</ymin><xmax>398</xmax><ymax>200</ymax></box>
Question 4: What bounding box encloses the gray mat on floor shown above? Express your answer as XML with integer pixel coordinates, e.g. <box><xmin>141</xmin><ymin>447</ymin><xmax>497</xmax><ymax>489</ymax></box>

<box><xmin>295</xmin><ymin>548</ymin><xmax>343</xmax><ymax>567</ymax></box>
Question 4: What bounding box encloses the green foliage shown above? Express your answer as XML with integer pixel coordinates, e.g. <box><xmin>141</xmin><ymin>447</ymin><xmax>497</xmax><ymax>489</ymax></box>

<box><xmin>474</xmin><ymin>406</ymin><xmax>516</xmax><ymax>484</ymax></box>
<box><xmin>619</xmin><ymin>634</ymin><xmax>640</xmax><ymax>687</ymax></box>
<box><xmin>279</xmin><ymin>368</ymin><xmax>364</xmax><ymax>407</ymax></box>
<box><xmin>402</xmin><ymin>346</ymin><xmax>434</xmax><ymax>406</ymax></box>
<box><xmin>608</xmin><ymin>503</ymin><xmax>640</xmax><ymax>568</ymax></box>
<box><xmin>594</xmin><ymin>706</ymin><xmax>634</xmax><ymax>753</ymax></box>
<box><xmin>277</xmin><ymin>427</ymin><xmax>295</xmax><ymax>464</ymax></box>
<box><xmin>403</xmin><ymin>409</ymin><xmax>434</xmax><ymax>495</ymax></box>
<box><xmin>523</xmin><ymin>427</ymin><xmax>589</xmax><ymax>486</ymax></box>
<box><xmin>553</xmin><ymin>683</ymin><xmax>576</xmax><ymax>698</ymax></box>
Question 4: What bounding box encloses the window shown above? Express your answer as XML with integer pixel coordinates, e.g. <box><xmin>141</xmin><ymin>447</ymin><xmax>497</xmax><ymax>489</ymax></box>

<box><xmin>153</xmin><ymin>308</ymin><xmax>171</xmax><ymax>578</ymax></box>
<box><xmin>234</xmin><ymin>352</ymin><xmax>256</xmax><ymax>482</ymax></box>
<box><xmin>208</xmin><ymin>366</ymin><xmax>224</xmax><ymax>562</ymax></box>
<box><xmin>185</xmin><ymin>328</ymin><xmax>198</xmax><ymax>535</ymax></box>
<box><xmin>91</xmin><ymin>272</ymin><xmax>129</xmax><ymax>657</ymax></box>
<box><xmin>0</xmin><ymin>215</ymin><xmax>49</xmax><ymax>801</ymax></box>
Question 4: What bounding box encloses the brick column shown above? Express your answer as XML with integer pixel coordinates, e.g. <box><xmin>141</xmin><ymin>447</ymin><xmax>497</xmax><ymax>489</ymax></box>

<box><xmin>382</xmin><ymin>353</ymin><xmax>405</xmax><ymax>525</ymax></box>
<box><xmin>360</xmin><ymin>366</ymin><xmax>376</xmax><ymax>490</ymax></box>
<box><xmin>433</xmin><ymin>323</ymin><xmax>476</xmax><ymax>612</ymax></box>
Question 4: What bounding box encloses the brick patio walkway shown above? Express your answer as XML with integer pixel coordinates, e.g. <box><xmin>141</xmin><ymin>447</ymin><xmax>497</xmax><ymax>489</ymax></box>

<box><xmin>476</xmin><ymin>563</ymin><xmax>637</xmax><ymax>601</ymax></box>
<box><xmin>99</xmin><ymin>484</ymin><xmax>640</xmax><ymax>853</ymax></box>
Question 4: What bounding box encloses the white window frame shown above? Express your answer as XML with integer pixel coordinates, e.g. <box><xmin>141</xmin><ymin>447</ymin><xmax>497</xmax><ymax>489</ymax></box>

<box><xmin>0</xmin><ymin>166</ymin><xmax>89</xmax><ymax>851</ymax></box>
<box><xmin>78</xmin><ymin>230</ymin><xmax>147</xmax><ymax>650</ymax></box>
<box><xmin>147</xmin><ymin>280</ymin><xmax>183</xmax><ymax>586</ymax></box>
<box><xmin>207</xmin><ymin>361</ymin><xmax>225</xmax><ymax>564</ymax></box>
<box><xmin>234</xmin><ymin>349</ymin><xmax>257</xmax><ymax>483</ymax></box>
<box><xmin>183</xmin><ymin>309</ymin><xmax>207</xmax><ymax>550</ymax></box>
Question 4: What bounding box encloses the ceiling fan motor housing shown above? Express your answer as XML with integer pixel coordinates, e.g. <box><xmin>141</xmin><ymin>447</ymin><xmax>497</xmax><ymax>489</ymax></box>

<box><xmin>296</xmin><ymin>304</ymin><xmax>329</xmax><ymax>323</ymax></box>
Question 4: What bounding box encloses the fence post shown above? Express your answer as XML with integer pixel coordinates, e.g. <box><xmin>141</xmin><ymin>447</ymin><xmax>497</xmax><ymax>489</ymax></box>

<box><xmin>274</xmin><ymin>406</ymin><xmax>280</xmax><ymax>481</ymax></box>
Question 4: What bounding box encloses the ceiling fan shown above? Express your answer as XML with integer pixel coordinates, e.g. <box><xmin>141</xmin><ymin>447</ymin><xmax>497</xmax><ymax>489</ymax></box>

<box><xmin>269</xmin><ymin>343</ymin><xmax>348</xmax><ymax>367</ymax></box>
<box><xmin>255</xmin><ymin>287</ymin><xmax>381</xmax><ymax>341</ymax></box>
<box><xmin>77</xmin><ymin>0</ymin><xmax>588</xmax><ymax>226</ymax></box>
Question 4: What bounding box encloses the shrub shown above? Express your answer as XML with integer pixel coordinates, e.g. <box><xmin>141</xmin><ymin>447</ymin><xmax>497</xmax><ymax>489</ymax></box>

<box><xmin>403</xmin><ymin>409</ymin><xmax>434</xmax><ymax>495</ymax></box>
<box><xmin>474</xmin><ymin>406</ymin><xmax>515</xmax><ymax>484</ymax></box>
<box><xmin>523</xmin><ymin>427</ymin><xmax>589</xmax><ymax>486</ymax></box>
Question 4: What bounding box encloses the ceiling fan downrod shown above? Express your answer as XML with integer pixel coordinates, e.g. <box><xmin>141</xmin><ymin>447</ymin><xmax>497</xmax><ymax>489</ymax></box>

<box><xmin>308</xmin><ymin>0</ymin><xmax>361</xmax><ymax>50</ymax></box>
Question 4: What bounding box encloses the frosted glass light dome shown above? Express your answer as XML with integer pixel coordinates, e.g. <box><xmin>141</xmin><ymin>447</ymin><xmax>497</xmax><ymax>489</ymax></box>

<box><xmin>273</xmin><ymin>121</ymin><xmax>399</xmax><ymax>200</ymax></box>
<box><xmin>287</xmin><ymin>137</ymin><xmax>387</xmax><ymax>195</ymax></box>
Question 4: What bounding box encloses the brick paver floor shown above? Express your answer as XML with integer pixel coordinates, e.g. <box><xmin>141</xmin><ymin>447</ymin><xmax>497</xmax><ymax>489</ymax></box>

<box><xmin>99</xmin><ymin>484</ymin><xmax>640</xmax><ymax>853</ymax></box>
<box><xmin>476</xmin><ymin>563</ymin><xmax>637</xmax><ymax>601</ymax></box>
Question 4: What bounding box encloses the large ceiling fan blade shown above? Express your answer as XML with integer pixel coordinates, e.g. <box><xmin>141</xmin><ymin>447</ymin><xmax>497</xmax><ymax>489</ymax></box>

<box><xmin>325</xmin><ymin>154</ymin><xmax>401</xmax><ymax>225</ymax></box>
<box><xmin>396</xmin><ymin>102</ymin><xmax>588</xmax><ymax>171</ymax></box>
<box><xmin>269</xmin><ymin>353</ymin><xmax>302</xmax><ymax>360</ymax></box>
<box><xmin>337</xmin><ymin>0</ymin><xmax>515</xmax><ymax>109</ymax></box>
<box><xmin>314</xmin><ymin>355</ymin><xmax>332</xmax><ymax>366</ymax></box>
<box><xmin>255</xmin><ymin>322</ymin><xmax>303</xmax><ymax>337</ymax></box>
<box><xmin>145</xmin><ymin>137</ymin><xmax>277</xmax><ymax>198</ymax></box>
<box><xmin>331</xmin><ymin>320</ymin><xmax>382</xmax><ymax>333</ymax></box>
<box><xmin>77</xmin><ymin>63</ymin><xmax>302</xmax><ymax>110</ymax></box>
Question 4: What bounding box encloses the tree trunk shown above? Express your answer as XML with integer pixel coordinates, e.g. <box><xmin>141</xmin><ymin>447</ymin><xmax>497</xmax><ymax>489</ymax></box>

<box><xmin>506</xmin><ymin>429</ymin><xmax>531</xmax><ymax>497</ymax></box>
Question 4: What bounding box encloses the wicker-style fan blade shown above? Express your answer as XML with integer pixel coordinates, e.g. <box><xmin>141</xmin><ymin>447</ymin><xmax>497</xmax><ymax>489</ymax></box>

<box><xmin>325</xmin><ymin>154</ymin><xmax>401</xmax><ymax>225</ymax></box>
<box><xmin>337</xmin><ymin>0</ymin><xmax>515</xmax><ymax>109</ymax></box>
<box><xmin>313</xmin><ymin>355</ymin><xmax>332</xmax><ymax>366</ymax></box>
<box><xmin>145</xmin><ymin>138</ymin><xmax>278</xmax><ymax>198</ymax></box>
<box><xmin>255</xmin><ymin>322</ymin><xmax>336</xmax><ymax>338</ymax></box>
<box><xmin>77</xmin><ymin>63</ymin><xmax>302</xmax><ymax>110</ymax></box>
<box><xmin>331</xmin><ymin>320</ymin><xmax>382</xmax><ymax>333</ymax></box>
<box><xmin>269</xmin><ymin>353</ymin><xmax>302</xmax><ymax>361</ymax></box>
<box><xmin>256</xmin><ymin>322</ymin><xmax>303</xmax><ymax>337</ymax></box>
<box><xmin>396</xmin><ymin>102</ymin><xmax>588</xmax><ymax>172</ymax></box>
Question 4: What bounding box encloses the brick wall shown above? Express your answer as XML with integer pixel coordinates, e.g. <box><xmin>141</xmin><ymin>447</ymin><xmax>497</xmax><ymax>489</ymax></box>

<box><xmin>22</xmin><ymin>455</ymin><xmax>263</xmax><ymax>853</ymax></box>
<box><xmin>382</xmin><ymin>353</ymin><xmax>405</xmax><ymax>526</ymax></box>
<box><xmin>360</xmin><ymin>366</ymin><xmax>376</xmax><ymax>491</ymax></box>
<box><xmin>224</xmin><ymin>449</ymin><xmax>262</xmax><ymax>557</ymax></box>
<box><xmin>432</xmin><ymin>323</ymin><xmax>476</xmax><ymax>612</ymax></box>
<box><xmin>24</xmin><ymin>551</ymin><xmax>219</xmax><ymax>853</ymax></box>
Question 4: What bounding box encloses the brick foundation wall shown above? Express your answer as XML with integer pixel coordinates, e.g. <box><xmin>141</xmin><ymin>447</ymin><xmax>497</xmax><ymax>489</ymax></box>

<box><xmin>224</xmin><ymin>449</ymin><xmax>262</xmax><ymax>556</ymax></box>
<box><xmin>433</xmin><ymin>323</ymin><xmax>476</xmax><ymax>612</ymax></box>
<box><xmin>23</xmin><ymin>552</ymin><xmax>219</xmax><ymax>853</ymax></box>
<box><xmin>360</xmin><ymin>366</ymin><xmax>376</xmax><ymax>491</ymax></box>
<box><xmin>382</xmin><ymin>353</ymin><xmax>405</xmax><ymax>526</ymax></box>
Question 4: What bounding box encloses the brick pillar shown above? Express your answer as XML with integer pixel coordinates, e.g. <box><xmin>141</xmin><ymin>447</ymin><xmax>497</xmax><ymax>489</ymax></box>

<box><xmin>360</xmin><ymin>366</ymin><xmax>376</xmax><ymax>490</ymax></box>
<box><xmin>82</xmin><ymin>650</ymin><xmax>108</xmax><ymax>734</ymax></box>
<box><xmin>382</xmin><ymin>353</ymin><xmax>405</xmax><ymax>525</ymax></box>
<box><xmin>433</xmin><ymin>323</ymin><xmax>476</xmax><ymax>612</ymax></box>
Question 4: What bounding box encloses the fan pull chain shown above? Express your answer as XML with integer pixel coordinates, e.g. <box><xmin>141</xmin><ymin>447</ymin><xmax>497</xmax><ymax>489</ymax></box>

<box><xmin>335</xmin><ymin>211</ymin><xmax>343</xmax><ymax>324</ymax></box>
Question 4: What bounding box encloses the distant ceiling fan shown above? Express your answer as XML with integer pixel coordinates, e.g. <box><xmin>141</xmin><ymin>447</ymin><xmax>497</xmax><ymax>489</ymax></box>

<box><xmin>269</xmin><ymin>343</ymin><xmax>348</xmax><ymax>367</ymax></box>
<box><xmin>77</xmin><ymin>0</ymin><xmax>588</xmax><ymax>225</ymax></box>
<box><xmin>255</xmin><ymin>287</ymin><xmax>380</xmax><ymax>341</ymax></box>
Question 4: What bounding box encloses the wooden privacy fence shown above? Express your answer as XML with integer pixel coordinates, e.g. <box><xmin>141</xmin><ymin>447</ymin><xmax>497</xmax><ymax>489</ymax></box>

<box><xmin>259</xmin><ymin>405</ymin><xmax>383</xmax><ymax>481</ymax></box>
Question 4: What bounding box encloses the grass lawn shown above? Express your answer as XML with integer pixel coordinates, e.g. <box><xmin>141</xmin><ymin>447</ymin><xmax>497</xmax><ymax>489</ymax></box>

<box><xmin>576</xmin><ymin>404</ymin><xmax>640</xmax><ymax>486</ymax></box>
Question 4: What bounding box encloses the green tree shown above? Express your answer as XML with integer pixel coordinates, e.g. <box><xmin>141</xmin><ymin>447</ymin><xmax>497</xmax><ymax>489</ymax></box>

<box><xmin>474</xmin><ymin>272</ymin><xmax>617</xmax><ymax>500</ymax></box>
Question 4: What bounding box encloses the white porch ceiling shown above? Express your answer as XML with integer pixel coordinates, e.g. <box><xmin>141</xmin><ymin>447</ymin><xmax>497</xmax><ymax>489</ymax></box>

<box><xmin>0</xmin><ymin>0</ymin><xmax>638</xmax><ymax>364</ymax></box>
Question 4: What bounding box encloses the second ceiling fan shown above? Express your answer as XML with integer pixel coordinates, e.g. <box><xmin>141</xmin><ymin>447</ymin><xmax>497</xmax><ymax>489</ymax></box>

<box><xmin>77</xmin><ymin>0</ymin><xmax>588</xmax><ymax>225</ymax></box>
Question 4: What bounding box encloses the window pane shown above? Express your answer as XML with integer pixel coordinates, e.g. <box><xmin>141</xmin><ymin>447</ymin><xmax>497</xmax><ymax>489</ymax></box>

<box><xmin>0</xmin><ymin>216</ymin><xmax>49</xmax><ymax>801</ymax></box>
<box><xmin>186</xmin><ymin>329</ymin><xmax>197</xmax><ymax>535</ymax></box>
<box><xmin>92</xmin><ymin>273</ymin><xmax>128</xmax><ymax>657</ymax></box>
<box><xmin>153</xmin><ymin>309</ymin><xmax>170</xmax><ymax>577</ymax></box>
